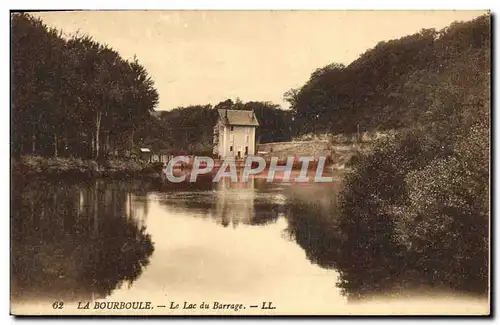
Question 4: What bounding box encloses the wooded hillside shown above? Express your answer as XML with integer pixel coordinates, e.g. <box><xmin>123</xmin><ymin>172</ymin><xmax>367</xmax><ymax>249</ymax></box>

<box><xmin>285</xmin><ymin>15</ymin><xmax>490</xmax><ymax>137</ymax></box>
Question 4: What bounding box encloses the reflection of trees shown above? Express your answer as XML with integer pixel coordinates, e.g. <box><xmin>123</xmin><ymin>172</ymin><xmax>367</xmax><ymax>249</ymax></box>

<box><xmin>11</xmin><ymin>177</ymin><xmax>154</xmax><ymax>303</ymax></box>
<box><xmin>286</xmin><ymin>194</ymin><xmax>419</xmax><ymax>300</ymax></box>
<box><xmin>285</xmin><ymin>200</ymin><xmax>341</xmax><ymax>269</ymax></box>
<box><xmin>285</xmin><ymin>188</ymin><xmax>485</xmax><ymax>300</ymax></box>
<box><xmin>82</xmin><ymin>219</ymin><xmax>153</xmax><ymax>297</ymax></box>
<box><xmin>285</xmin><ymin>181</ymin><xmax>403</xmax><ymax>300</ymax></box>
<box><xmin>287</xmin><ymin>198</ymin><xmax>404</xmax><ymax>300</ymax></box>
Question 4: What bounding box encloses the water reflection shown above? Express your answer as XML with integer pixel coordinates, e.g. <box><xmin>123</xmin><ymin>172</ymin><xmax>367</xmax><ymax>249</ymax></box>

<box><xmin>11</xmin><ymin>173</ymin><xmax>472</xmax><ymax>309</ymax></box>
<box><xmin>11</xmin><ymin>177</ymin><xmax>154</xmax><ymax>303</ymax></box>
<box><xmin>155</xmin><ymin>176</ymin><xmax>284</xmax><ymax>228</ymax></box>
<box><xmin>283</xmin><ymin>180</ymin><xmax>488</xmax><ymax>300</ymax></box>
<box><xmin>284</xmin><ymin>186</ymin><xmax>409</xmax><ymax>300</ymax></box>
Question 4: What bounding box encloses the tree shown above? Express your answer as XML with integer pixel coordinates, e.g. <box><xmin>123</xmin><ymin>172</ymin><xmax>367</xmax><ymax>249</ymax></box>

<box><xmin>332</xmin><ymin>15</ymin><xmax>490</xmax><ymax>298</ymax></box>
<box><xmin>11</xmin><ymin>13</ymin><xmax>160</xmax><ymax>160</ymax></box>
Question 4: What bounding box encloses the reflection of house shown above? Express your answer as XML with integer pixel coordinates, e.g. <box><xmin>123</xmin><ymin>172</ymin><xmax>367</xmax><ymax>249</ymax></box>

<box><xmin>214</xmin><ymin>177</ymin><xmax>255</xmax><ymax>227</ymax></box>
<box><xmin>212</xmin><ymin>178</ymin><xmax>282</xmax><ymax>227</ymax></box>
<box><xmin>213</xmin><ymin>109</ymin><xmax>259</xmax><ymax>159</ymax></box>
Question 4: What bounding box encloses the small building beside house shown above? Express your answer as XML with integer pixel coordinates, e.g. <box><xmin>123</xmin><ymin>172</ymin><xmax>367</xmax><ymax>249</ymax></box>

<box><xmin>213</xmin><ymin>109</ymin><xmax>259</xmax><ymax>159</ymax></box>
<box><xmin>139</xmin><ymin>148</ymin><xmax>152</xmax><ymax>161</ymax></box>
<box><xmin>139</xmin><ymin>148</ymin><xmax>173</xmax><ymax>163</ymax></box>
<box><xmin>150</xmin><ymin>149</ymin><xmax>174</xmax><ymax>163</ymax></box>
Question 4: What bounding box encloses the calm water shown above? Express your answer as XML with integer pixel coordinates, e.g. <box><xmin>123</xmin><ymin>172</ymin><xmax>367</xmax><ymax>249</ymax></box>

<box><xmin>10</xmin><ymin>175</ymin><xmax>489</xmax><ymax>315</ymax></box>
<box><xmin>11</xmin><ymin>175</ymin><xmax>351</xmax><ymax>314</ymax></box>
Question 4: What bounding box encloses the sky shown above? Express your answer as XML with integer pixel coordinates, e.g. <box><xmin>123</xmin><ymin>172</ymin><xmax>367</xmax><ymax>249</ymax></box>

<box><xmin>33</xmin><ymin>10</ymin><xmax>486</xmax><ymax>111</ymax></box>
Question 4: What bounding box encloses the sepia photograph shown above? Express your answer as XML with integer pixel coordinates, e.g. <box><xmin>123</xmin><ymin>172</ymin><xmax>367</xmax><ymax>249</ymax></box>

<box><xmin>10</xmin><ymin>9</ymin><xmax>491</xmax><ymax>316</ymax></box>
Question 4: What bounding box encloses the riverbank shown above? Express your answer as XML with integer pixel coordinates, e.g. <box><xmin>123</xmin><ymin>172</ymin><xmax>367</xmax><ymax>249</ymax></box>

<box><xmin>11</xmin><ymin>156</ymin><xmax>162</xmax><ymax>179</ymax></box>
<box><xmin>12</xmin><ymin>154</ymin><xmax>356</xmax><ymax>180</ymax></box>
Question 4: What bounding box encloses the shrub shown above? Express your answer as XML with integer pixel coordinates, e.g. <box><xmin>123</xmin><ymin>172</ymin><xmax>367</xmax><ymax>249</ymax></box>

<box><xmin>335</xmin><ymin>122</ymin><xmax>489</xmax><ymax>298</ymax></box>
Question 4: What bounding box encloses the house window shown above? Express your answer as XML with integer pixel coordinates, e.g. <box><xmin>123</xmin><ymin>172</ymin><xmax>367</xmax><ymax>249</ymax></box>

<box><xmin>231</xmin><ymin>126</ymin><xmax>234</xmax><ymax>131</ymax></box>
<box><xmin>230</xmin><ymin>146</ymin><xmax>233</xmax><ymax>152</ymax></box>
<box><xmin>245</xmin><ymin>146</ymin><xmax>248</xmax><ymax>155</ymax></box>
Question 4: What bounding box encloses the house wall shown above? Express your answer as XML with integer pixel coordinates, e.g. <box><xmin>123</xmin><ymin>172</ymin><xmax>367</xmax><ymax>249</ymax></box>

<box><xmin>250</xmin><ymin>127</ymin><xmax>256</xmax><ymax>155</ymax></box>
<box><xmin>213</xmin><ymin>120</ymin><xmax>225</xmax><ymax>157</ymax></box>
<box><xmin>218</xmin><ymin>125</ymin><xmax>255</xmax><ymax>159</ymax></box>
<box><xmin>221</xmin><ymin>125</ymin><xmax>226</xmax><ymax>157</ymax></box>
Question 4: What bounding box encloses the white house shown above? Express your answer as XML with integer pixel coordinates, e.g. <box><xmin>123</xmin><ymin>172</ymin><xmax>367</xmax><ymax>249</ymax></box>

<box><xmin>213</xmin><ymin>109</ymin><xmax>259</xmax><ymax>159</ymax></box>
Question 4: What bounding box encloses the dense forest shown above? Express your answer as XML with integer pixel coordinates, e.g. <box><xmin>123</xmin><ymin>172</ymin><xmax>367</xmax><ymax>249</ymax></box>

<box><xmin>285</xmin><ymin>15</ymin><xmax>490</xmax><ymax>137</ymax></box>
<box><xmin>11</xmin><ymin>13</ymin><xmax>292</xmax><ymax>160</ymax></box>
<box><xmin>11</xmin><ymin>13</ymin><xmax>159</xmax><ymax>160</ymax></box>
<box><xmin>287</xmin><ymin>14</ymin><xmax>490</xmax><ymax>298</ymax></box>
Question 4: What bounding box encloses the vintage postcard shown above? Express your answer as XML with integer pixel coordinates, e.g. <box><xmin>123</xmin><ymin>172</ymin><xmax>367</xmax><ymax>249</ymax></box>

<box><xmin>10</xmin><ymin>10</ymin><xmax>491</xmax><ymax>316</ymax></box>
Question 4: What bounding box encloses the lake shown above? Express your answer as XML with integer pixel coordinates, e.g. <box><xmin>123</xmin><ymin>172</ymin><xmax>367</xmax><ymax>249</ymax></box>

<box><xmin>10</xmin><ymin>175</ymin><xmax>488</xmax><ymax>315</ymax></box>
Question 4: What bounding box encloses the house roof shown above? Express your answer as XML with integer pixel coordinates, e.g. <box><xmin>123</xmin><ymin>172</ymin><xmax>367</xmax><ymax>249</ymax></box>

<box><xmin>217</xmin><ymin>109</ymin><xmax>259</xmax><ymax>126</ymax></box>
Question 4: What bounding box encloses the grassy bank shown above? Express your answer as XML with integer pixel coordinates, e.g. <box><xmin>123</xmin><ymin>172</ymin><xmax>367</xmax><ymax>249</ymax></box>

<box><xmin>11</xmin><ymin>156</ymin><xmax>162</xmax><ymax>179</ymax></box>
